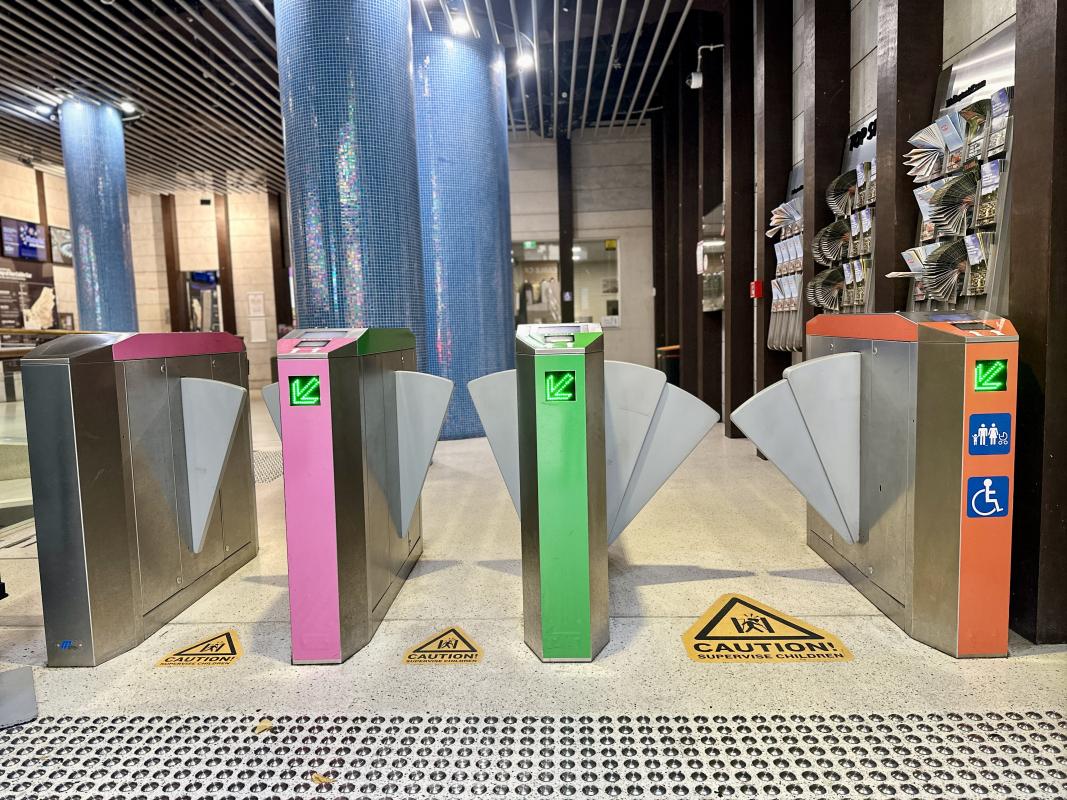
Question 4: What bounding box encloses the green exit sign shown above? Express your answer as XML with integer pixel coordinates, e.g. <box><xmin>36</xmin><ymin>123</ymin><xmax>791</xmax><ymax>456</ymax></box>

<box><xmin>544</xmin><ymin>370</ymin><xmax>576</xmax><ymax>402</ymax></box>
<box><xmin>289</xmin><ymin>375</ymin><xmax>322</xmax><ymax>406</ymax></box>
<box><xmin>974</xmin><ymin>359</ymin><xmax>1008</xmax><ymax>392</ymax></box>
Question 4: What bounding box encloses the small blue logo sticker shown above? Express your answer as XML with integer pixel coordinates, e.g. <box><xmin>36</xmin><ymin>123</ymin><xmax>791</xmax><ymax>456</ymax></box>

<box><xmin>967</xmin><ymin>476</ymin><xmax>1010</xmax><ymax>518</ymax></box>
<box><xmin>968</xmin><ymin>413</ymin><xmax>1011</xmax><ymax>455</ymax></box>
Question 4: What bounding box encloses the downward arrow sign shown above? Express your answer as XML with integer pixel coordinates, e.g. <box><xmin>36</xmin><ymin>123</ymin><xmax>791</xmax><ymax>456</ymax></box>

<box><xmin>545</xmin><ymin>371</ymin><xmax>576</xmax><ymax>402</ymax></box>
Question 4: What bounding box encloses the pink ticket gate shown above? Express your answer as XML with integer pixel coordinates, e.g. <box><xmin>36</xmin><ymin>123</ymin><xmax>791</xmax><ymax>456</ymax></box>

<box><xmin>264</xmin><ymin>328</ymin><xmax>452</xmax><ymax>664</ymax></box>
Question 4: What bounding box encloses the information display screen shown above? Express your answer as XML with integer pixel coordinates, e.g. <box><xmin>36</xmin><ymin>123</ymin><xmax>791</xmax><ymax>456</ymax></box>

<box><xmin>974</xmin><ymin>359</ymin><xmax>1008</xmax><ymax>392</ymax></box>
<box><xmin>296</xmin><ymin>340</ymin><xmax>330</xmax><ymax>348</ymax></box>
<box><xmin>288</xmin><ymin>375</ymin><xmax>322</xmax><ymax>406</ymax></box>
<box><xmin>544</xmin><ymin>370</ymin><xmax>576</xmax><ymax>402</ymax></box>
<box><xmin>0</xmin><ymin>218</ymin><xmax>46</xmax><ymax>261</ymax></box>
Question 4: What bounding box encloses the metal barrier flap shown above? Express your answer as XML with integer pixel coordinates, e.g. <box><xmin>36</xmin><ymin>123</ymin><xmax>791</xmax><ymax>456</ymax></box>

<box><xmin>261</xmin><ymin>382</ymin><xmax>281</xmax><ymax>435</ymax></box>
<box><xmin>180</xmin><ymin>377</ymin><xmax>247</xmax><ymax>554</ymax></box>
<box><xmin>395</xmin><ymin>371</ymin><xmax>454</xmax><ymax>538</ymax></box>
<box><xmin>468</xmin><ymin>370</ymin><xmax>521</xmax><ymax>515</ymax></box>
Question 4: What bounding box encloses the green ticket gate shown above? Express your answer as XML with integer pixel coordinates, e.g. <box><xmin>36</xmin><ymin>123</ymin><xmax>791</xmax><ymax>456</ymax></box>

<box><xmin>471</xmin><ymin>323</ymin><xmax>718</xmax><ymax>662</ymax></box>
<box><xmin>516</xmin><ymin>325</ymin><xmax>609</xmax><ymax>661</ymax></box>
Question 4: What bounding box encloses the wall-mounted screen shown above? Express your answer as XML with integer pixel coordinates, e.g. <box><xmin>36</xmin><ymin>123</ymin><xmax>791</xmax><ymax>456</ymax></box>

<box><xmin>1</xmin><ymin>218</ymin><xmax>47</xmax><ymax>262</ymax></box>
<box><xmin>50</xmin><ymin>226</ymin><xmax>73</xmax><ymax>265</ymax></box>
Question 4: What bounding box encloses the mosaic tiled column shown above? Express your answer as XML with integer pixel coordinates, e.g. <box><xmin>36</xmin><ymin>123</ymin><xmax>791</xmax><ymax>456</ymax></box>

<box><xmin>414</xmin><ymin>22</ymin><xmax>514</xmax><ymax>439</ymax></box>
<box><xmin>58</xmin><ymin>99</ymin><xmax>138</xmax><ymax>332</ymax></box>
<box><xmin>275</xmin><ymin>0</ymin><xmax>425</xmax><ymax>345</ymax></box>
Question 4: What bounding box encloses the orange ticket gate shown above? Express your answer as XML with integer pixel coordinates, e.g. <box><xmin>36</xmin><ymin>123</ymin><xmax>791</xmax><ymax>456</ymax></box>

<box><xmin>733</xmin><ymin>311</ymin><xmax>1017</xmax><ymax>657</ymax></box>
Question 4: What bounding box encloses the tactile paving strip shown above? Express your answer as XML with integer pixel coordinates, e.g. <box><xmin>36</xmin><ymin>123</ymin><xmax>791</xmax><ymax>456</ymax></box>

<box><xmin>252</xmin><ymin>450</ymin><xmax>284</xmax><ymax>485</ymax></box>
<box><xmin>0</xmin><ymin>711</ymin><xmax>1063</xmax><ymax>799</ymax></box>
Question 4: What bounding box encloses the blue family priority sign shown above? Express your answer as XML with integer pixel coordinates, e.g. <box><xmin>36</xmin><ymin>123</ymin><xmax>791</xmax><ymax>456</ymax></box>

<box><xmin>967</xmin><ymin>476</ymin><xmax>1010</xmax><ymax>518</ymax></box>
<box><xmin>968</xmin><ymin>413</ymin><xmax>1011</xmax><ymax>455</ymax></box>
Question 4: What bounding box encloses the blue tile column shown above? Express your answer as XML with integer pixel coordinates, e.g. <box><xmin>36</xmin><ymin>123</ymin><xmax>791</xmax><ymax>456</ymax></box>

<box><xmin>58</xmin><ymin>99</ymin><xmax>138</xmax><ymax>332</ymax></box>
<box><xmin>414</xmin><ymin>21</ymin><xmax>514</xmax><ymax>439</ymax></box>
<box><xmin>275</xmin><ymin>0</ymin><xmax>425</xmax><ymax>348</ymax></box>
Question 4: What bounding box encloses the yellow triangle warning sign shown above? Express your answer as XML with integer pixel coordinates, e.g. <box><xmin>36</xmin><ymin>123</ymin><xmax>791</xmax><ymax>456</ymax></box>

<box><xmin>403</xmin><ymin>627</ymin><xmax>482</xmax><ymax>664</ymax></box>
<box><xmin>682</xmin><ymin>594</ymin><xmax>852</xmax><ymax>663</ymax></box>
<box><xmin>157</xmin><ymin>630</ymin><xmax>243</xmax><ymax>667</ymax></box>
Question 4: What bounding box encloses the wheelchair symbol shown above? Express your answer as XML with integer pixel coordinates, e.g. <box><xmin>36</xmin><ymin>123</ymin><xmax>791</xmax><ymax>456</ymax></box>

<box><xmin>967</xmin><ymin>476</ymin><xmax>1009</xmax><ymax>518</ymax></box>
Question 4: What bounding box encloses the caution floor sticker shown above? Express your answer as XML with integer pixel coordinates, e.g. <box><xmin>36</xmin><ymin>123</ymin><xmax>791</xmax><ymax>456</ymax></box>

<box><xmin>158</xmin><ymin>630</ymin><xmax>243</xmax><ymax>667</ymax></box>
<box><xmin>403</xmin><ymin>627</ymin><xmax>482</xmax><ymax>664</ymax></box>
<box><xmin>682</xmin><ymin>594</ymin><xmax>852</xmax><ymax>663</ymax></box>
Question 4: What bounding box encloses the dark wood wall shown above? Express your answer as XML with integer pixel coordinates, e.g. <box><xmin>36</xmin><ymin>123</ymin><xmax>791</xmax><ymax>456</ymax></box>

<box><xmin>1008</xmin><ymin>0</ymin><xmax>1067</xmax><ymax>644</ymax></box>
<box><xmin>753</xmin><ymin>1</ymin><xmax>793</xmax><ymax>393</ymax></box>
<box><xmin>651</xmin><ymin>8</ymin><xmax>724</xmax><ymax>413</ymax></box>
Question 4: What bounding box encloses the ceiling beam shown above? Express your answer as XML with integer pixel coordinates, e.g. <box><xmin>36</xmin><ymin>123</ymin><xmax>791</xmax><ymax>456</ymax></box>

<box><xmin>579</xmin><ymin>0</ymin><xmax>605</xmax><ymax>133</ymax></box>
<box><xmin>593</xmin><ymin>0</ymin><xmax>629</xmax><ymax>132</ymax></box>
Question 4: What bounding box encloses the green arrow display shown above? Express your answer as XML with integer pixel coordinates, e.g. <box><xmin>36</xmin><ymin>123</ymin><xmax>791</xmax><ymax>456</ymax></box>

<box><xmin>289</xmin><ymin>375</ymin><xmax>322</xmax><ymax>406</ymax></box>
<box><xmin>974</xmin><ymin>359</ymin><xmax>1008</xmax><ymax>393</ymax></box>
<box><xmin>545</xmin><ymin>370</ymin><xmax>577</xmax><ymax>402</ymax></box>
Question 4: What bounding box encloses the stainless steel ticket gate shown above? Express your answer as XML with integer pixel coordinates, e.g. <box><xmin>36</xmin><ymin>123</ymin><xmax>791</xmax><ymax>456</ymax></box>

<box><xmin>263</xmin><ymin>328</ymin><xmax>453</xmax><ymax>664</ymax></box>
<box><xmin>23</xmin><ymin>332</ymin><xmax>256</xmax><ymax>667</ymax></box>
<box><xmin>470</xmin><ymin>324</ymin><xmax>718</xmax><ymax>661</ymax></box>
<box><xmin>733</xmin><ymin>311</ymin><xmax>1018</xmax><ymax>657</ymax></box>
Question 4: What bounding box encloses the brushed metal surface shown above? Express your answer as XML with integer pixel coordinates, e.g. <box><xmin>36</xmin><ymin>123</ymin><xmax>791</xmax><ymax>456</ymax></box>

<box><xmin>166</xmin><ymin>355</ymin><xmax>226</xmax><ymax>584</ymax></box>
<box><xmin>211</xmin><ymin>353</ymin><xmax>257</xmax><ymax>558</ymax></box>
<box><xmin>319</xmin><ymin>343</ymin><xmax>424</xmax><ymax>661</ymax></box>
<box><xmin>583</xmin><ymin>349</ymin><xmax>610</xmax><ymax>660</ymax></box>
<box><xmin>912</xmin><ymin>335</ymin><xmax>966</xmax><ymax>655</ymax></box>
<box><xmin>121</xmin><ymin>358</ymin><xmax>182</xmax><ymax>614</ymax></box>
<box><xmin>142</xmin><ymin>542</ymin><xmax>256</xmax><ymax>638</ymax></box>
<box><xmin>806</xmin><ymin>337</ymin><xmax>914</xmax><ymax>607</ymax></box>
<box><xmin>23</xmin><ymin>362</ymin><xmax>99</xmax><ymax>666</ymax></box>
<box><xmin>361</xmin><ymin>354</ymin><xmax>393</xmax><ymax>614</ymax></box>
<box><xmin>330</xmin><ymin>352</ymin><xmax>371</xmax><ymax>658</ymax></box>
<box><xmin>24</xmin><ymin>338</ymin><xmax>258</xmax><ymax>667</ymax></box>
<box><xmin>516</xmin><ymin>353</ymin><xmax>543</xmax><ymax>657</ymax></box>
<box><xmin>72</xmin><ymin>362</ymin><xmax>142</xmax><ymax>667</ymax></box>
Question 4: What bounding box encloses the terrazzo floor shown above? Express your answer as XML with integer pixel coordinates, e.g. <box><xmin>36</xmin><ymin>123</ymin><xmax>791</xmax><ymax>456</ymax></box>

<box><xmin>1</xmin><ymin>400</ymin><xmax>1064</xmax><ymax>719</ymax></box>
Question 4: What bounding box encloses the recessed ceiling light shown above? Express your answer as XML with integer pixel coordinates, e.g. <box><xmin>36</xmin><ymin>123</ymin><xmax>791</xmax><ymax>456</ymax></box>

<box><xmin>118</xmin><ymin>99</ymin><xmax>137</xmax><ymax>114</ymax></box>
<box><xmin>451</xmin><ymin>16</ymin><xmax>471</xmax><ymax>35</ymax></box>
<box><xmin>516</xmin><ymin>51</ymin><xmax>535</xmax><ymax>70</ymax></box>
<box><xmin>34</xmin><ymin>104</ymin><xmax>52</xmax><ymax>115</ymax></box>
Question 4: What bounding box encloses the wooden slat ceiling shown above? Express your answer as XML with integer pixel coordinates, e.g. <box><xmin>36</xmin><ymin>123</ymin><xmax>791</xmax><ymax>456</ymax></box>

<box><xmin>0</xmin><ymin>0</ymin><xmax>695</xmax><ymax>194</ymax></box>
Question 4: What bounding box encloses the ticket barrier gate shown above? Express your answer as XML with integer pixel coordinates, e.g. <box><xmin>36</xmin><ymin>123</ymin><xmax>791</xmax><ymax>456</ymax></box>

<box><xmin>733</xmin><ymin>311</ymin><xmax>1018</xmax><ymax>657</ymax></box>
<box><xmin>470</xmin><ymin>324</ymin><xmax>719</xmax><ymax>661</ymax></box>
<box><xmin>263</xmin><ymin>329</ymin><xmax>453</xmax><ymax>664</ymax></box>
<box><xmin>23</xmin><ymin>333</ymin><xmax>256</xmax><ymax>666</ymax></box>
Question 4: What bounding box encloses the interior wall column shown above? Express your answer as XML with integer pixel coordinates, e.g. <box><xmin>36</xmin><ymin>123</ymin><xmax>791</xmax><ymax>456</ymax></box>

<box><xmin>872</xmin><ymin>0</ymin><xmax>944</xmax><ymax>313</ymax></box>
<box><xmin>161</xmin><ymin>193</ymin><xmax>189</xmax><ymax>332</ymax></box>
<box><xmin>754</xmin><ymin>0</ymin><xmax>793</xmax><ymax>391</ymax></box>
<box><xmin>213</xmin><ymin>192</ymin><xmax>237</xmax><ymax>336</ymax></box>
<box><xmin>556</xmin><ymin>135</ymin><xmax>575</xmax><ymax>324</ymax></box>
<box><xmin>677</xmin><ymin>17</ymin><xmax>704</xmax><ymax>398</ymax></box>
<box><xmin>57</xmin><ymin>98</ymin><xmax>138</xmax><ymax>331</ymax></box>
<box><xmin>651</xmin><ymin>113</ymin><xmax>667</xmax><ymax>352</ymax></box>
<box><xmin>274</xmin><ymin>0</ymin><xmax>425</xmax><ymax>343</ymax></box>
<box><xmin>1008</xmin><ymin>0</ymin><xmax>1067</xmax><ymax>644</ymax></box>
<box><xmin>721</xmin><ymin>0</ymin><xmax>754</xmax><ymax>437</ymax></box>
<box><xmin>698</xmin><ymin>11</ymin><xmax>724</xmax><ymax>414</ymax></box>
<box><xmin>268</xmin><ymin>190</ymin><xmax>292</xmax><ymax>329</ymax></box>
<box><xmin>800</xmin><ymin>0</ymin><xmax>850</xmax><ymax>356</ymax></box>
<box><xmin>662</xmin><ymin>64</ymin><xmax>681</xmax><ymax>355</ymax></box>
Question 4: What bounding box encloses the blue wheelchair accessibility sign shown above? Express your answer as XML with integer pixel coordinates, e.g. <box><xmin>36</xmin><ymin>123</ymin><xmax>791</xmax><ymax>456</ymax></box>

<box><xmin>968</xmin><ymin>413</ymin><xmax>1011</xmax><ymax>455</ymax></box>
<box><xmin>967</xmin><ymin>476</ymin><xmax>1010</xmax><ymax>518</ymax></box>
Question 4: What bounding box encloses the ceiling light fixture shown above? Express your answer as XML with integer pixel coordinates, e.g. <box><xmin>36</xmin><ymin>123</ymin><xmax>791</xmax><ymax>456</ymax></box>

<box><xmin>34</xmin><ymin>104</ymin><xmax>52</xmax><ymax>116</ymax></box>
<box><xmin>516</xmin><ymin>51</ymin><xmax>535</xmax><ymax>71</ymax></box>
<box><xmin>118</xmin><ymin>99</ymin><xmax>137</xmax><ymax>114</ymax></box>
<box><xmin>451</xmin><ymin>15</ymin><xmax>471</xmax><ymax>35</ymax></box>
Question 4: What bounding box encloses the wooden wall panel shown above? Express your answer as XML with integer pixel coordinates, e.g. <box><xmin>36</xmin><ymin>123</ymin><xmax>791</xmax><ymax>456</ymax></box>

<box><xmin>1008</xmin><ymin>0</ymin><xmax>1067</xmax><ymax>644</ymax></box>
<box><xmin>754</xmin><ymin>0</ymin><xmax>793</xmax><ymax>391</ymax></box>
<box><xmin>722</xmin><ymin>0</ymin><xmax>754</xmax><ymax>437</ymax></box>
